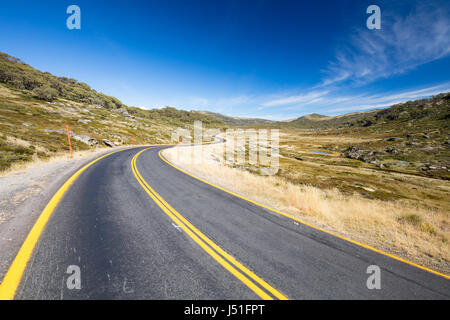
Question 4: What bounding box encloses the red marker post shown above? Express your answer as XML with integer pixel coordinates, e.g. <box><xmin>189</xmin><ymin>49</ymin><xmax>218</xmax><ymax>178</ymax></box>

<box><xmin>66</xmin><ymin>124</ymin><xmax>73</xmax><ymax>158</ymax></box>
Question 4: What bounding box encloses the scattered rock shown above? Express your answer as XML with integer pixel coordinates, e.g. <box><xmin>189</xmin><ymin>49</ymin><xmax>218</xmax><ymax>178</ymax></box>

<box><xmin>88</xmin><ymin>138</ymin><xmax>99</xmax><ymax>146</ymax></box>
<box><xmin>42</xmin><ymin>129</ymin><xmax>98</xmax><ymax>147</ymax></box>
<box><xmin>406</xmin><ymin>141</ymin><xmax>416</xmax><ymax>146</ymax></box>
<box><xmin>77</xmin><ymin>119</ymin><xmax>91</xmax><ymax>124</ymax></box>
<box><xmin>386</xmin><ymin>146</ymin><xmax>398</xmax><ymax>154</ymax></box>
<box><xmin>102</xmin><ymin>139</ymin><xmax>114</xmax><ymax>147</ymax></box>
<box><xmin>72</xmin><ymin>134</ymin><xmax>98</xmax><ymax>146</ymax></box>
<box><xmin>112</xmin><ymin>108</ymin><xmax>130</xmax><ymax>116</ymax></box>
<box><xmin>342</xmin><ymin>146</ymin><xmax>377</xmax><ymax>163</ymax></box>
<box><xmin>387</xmin><ymin>137</ymin><xmax>402</xmax><ymax>141</ymax></box>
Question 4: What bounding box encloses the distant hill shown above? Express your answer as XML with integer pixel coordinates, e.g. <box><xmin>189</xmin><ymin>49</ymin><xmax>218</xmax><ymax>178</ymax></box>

<box><xmin>198</xmin><ymin>111</ymin><xmax>275</xmax><ymax>126</ymax></box>
<box><xmin>285</xmin><ymin>93</ymin><xmax>449</xmax><ymax>131</ymax></box>
<box><xmin>287</xmin><ymin>111</ymin><xmax>379</xmax><ymax>129</ymax></box>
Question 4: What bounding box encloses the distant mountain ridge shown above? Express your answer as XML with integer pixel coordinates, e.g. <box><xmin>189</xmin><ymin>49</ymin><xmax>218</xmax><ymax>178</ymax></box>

<box><xmin>198</xmin><ymin>111</ymin><xmax>275</xmax><ymax>126</ymax></box>
<box><xmin>286</xmin><ymin>110</ymin><xmax>379</xmax><ymax>129</ymax></box>
<box><xmin>199</xmin><ymin>93</ymin><xmax>449</xmax><ymax>131</ymax></box>
<box><xmin>1</xmin><ymin>51</ymin><xmax>448</xmax><ymax>132</ymax></box>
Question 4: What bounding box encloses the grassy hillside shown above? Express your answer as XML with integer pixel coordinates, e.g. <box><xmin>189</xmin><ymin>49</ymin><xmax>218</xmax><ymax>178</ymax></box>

<box><xmin>0</xmin><ymin>52</ymin><xmax>126</xmax><ymax>109</ymax></box>
<box><xmin>0</xmin><ymin>53</ymin><xmax>225</xmax><ymax>172</ymax></box>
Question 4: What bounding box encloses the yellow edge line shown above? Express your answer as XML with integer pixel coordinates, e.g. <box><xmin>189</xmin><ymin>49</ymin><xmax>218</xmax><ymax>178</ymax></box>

<box><xmin>158</xmin><ymin>149</ymin><xmax>450</xmax><ymax>280</ymax></box>
<box><xmin>0</xmin><ymin>147</ymin><xmax>137</xmax><ymax>300</ymax></box>
<box><xmin>132</xmin><ymin>148</ymin><xmax>288</xmax><ymax>300</ymax></box>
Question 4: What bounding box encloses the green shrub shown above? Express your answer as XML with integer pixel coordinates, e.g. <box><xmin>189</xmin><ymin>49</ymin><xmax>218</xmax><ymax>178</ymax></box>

<box><xmin>32</xmin><ymin>86</ymin><xmax>58</xmax><ymax>101</ymax></box>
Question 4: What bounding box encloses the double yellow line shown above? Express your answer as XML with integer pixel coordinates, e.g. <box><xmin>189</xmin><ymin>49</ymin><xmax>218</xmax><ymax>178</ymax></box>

<box><xmin>131</xmin><ymin>147</ymin><xmax>288</xmax><ymax>300</ymax></box>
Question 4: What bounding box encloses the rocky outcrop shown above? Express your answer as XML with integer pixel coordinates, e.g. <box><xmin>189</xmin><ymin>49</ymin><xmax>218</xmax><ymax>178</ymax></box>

<box><xmin>41</xmin><ymin>129</ymin><xmax>98</xmax><ymax>146</ymax></box>
<box><xmin>72</xmin><ymin>134</ymin><xmax>98</xmax><ymax>146</ymax></box>
<box><xmin>342</xmin><ymin>146</ymin><xmax>378</xmax><ymax>163</ymax></box>
<box><xmin>112</xmin><ymin>108</ymin><xmax>130</xmax><ymax>116</ymax></box>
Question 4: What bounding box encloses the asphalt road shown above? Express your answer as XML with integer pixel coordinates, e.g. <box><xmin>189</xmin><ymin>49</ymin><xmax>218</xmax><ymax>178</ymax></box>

<box><xmin>9</xmin><ymin>146</ymin><xmax>450</xmax><ymax>299</ymax></box>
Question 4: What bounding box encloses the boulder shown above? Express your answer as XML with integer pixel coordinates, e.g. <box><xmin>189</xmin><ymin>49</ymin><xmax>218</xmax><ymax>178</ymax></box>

<box><xmin>102</xmin><ymin>139</ymin><xmax>114</xmax><ymax>147</ymax></box>
<box><xmin>386</xmin><ymin>146</ymin><xmax>398</xmax><ymax>154</ymax></box>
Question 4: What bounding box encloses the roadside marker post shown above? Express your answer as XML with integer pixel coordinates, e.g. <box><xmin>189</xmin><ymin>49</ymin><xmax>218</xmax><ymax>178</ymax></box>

<box><xmin>66</xmin><ymin>124</ymin><xmax>73</xmax><ymax>158</ymax></box>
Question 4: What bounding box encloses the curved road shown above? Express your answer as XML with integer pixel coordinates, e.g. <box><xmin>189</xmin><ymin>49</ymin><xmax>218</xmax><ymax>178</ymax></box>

<box><xmin>6</xmin><ymin>146</ymin><xmax>450</xmax><ymax>299</ymax></box>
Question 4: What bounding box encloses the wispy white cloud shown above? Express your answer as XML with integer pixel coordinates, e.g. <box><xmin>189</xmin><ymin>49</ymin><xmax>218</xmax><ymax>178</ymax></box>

<box><xmin>326</xmin><ymin>83</ymin><xmax>450</xmax><ymax>113</ymax></box>
<box><xmin>254</xmin><ymin>2</ymin><xmax>450</xmax><ymax>118</ymax></box>
<box><xmin>261</xmin><ymin>90</ymin><xmax>329</xmax><ymax>107</ymax></box>
<box><xmin>150</xmin><ymin>2</ymin><xmax>449</xmax><ymax>120</ymax></box>
<box><xmin>321</xmin><ymin>2</ymin><xmax>450</xmax><ymax>86</ymax></box>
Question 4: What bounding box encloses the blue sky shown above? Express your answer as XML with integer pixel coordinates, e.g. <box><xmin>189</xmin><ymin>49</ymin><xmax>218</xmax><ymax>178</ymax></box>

<box><xmin>0</xmin><ymin>0</ymin><xmax>449</xmax><ymax>120</ymax></box>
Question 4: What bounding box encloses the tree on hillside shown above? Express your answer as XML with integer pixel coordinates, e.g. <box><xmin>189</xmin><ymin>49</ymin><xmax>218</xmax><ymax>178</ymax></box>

<box><xmin>32</xmin><ymin>85</ymin><xmax>59</xmax><ymax>101</ymax></box>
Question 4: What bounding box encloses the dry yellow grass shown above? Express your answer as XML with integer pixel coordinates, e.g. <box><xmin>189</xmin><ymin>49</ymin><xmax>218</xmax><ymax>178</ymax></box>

<box><xmin>163</xmin><ymin>144</ymin><xmax>449</xmax><ymax>274</ymax></box>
